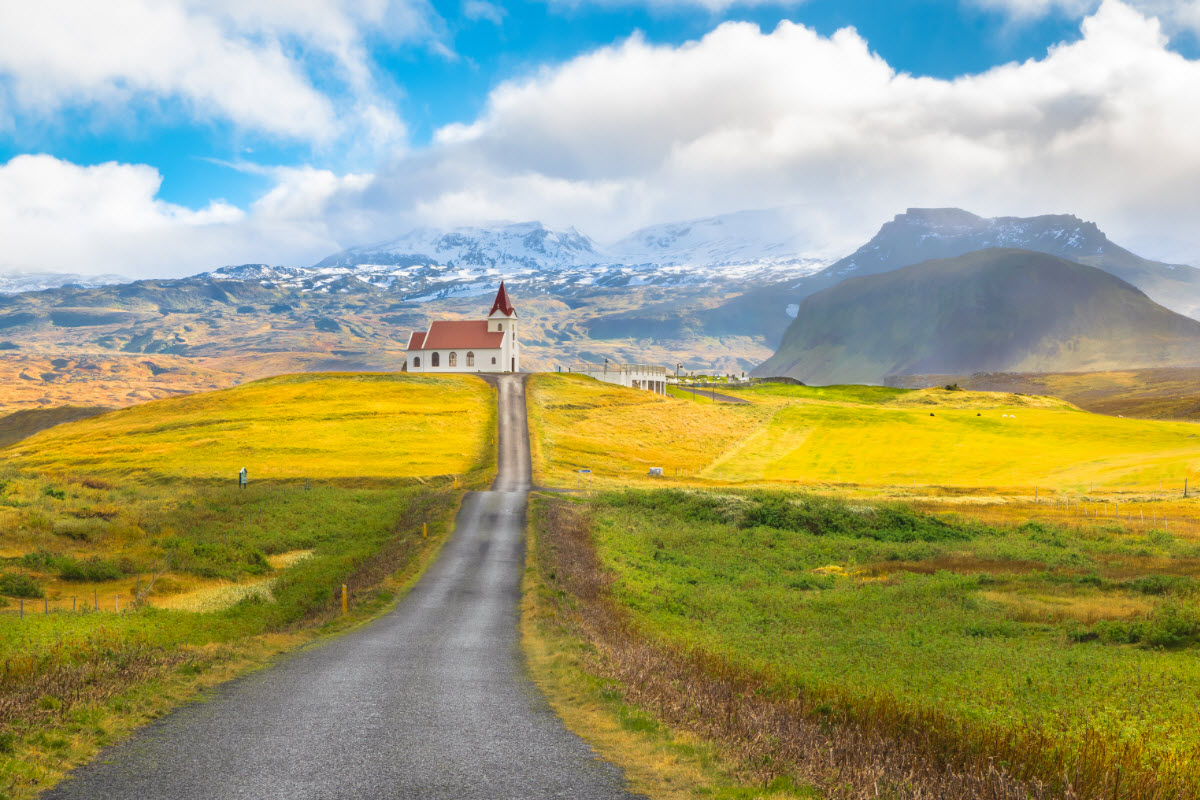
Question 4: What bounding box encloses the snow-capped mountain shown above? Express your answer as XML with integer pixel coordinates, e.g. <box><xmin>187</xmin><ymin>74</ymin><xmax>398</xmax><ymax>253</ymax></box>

<box><xmin>0</xmin><ymin>271</ymin><xmax>127</xmax><ymax>295</ymax></box>
<box><xmin>609</xmin><ymin>208</ymin><xmax>831</xmax><ymax>278</ymax></box>
<box><xmin>204</xmin><ymin>214</ymin><xmax>834</xmax><ymax>302</ymax></box>
<box><xmin>315</xmin><ymin>222</ymin><xmax>604</xmax><ymax>273</ymax></box>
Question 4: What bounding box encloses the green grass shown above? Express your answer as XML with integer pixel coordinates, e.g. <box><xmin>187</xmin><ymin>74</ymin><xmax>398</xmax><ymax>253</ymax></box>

<box><xmin>0</xmin><ymin>372</ymin><xmax>495</xmax><ymax>799</ymax></box>
<box><xmin>728</xmin><ymin>383</ymin><xmax>912</xmax><ymax>404</ymax></box>
<box><xmin>581</xmin><ymin>488</ymin><xmax>1200</xmax><ymax>785</ymax></box>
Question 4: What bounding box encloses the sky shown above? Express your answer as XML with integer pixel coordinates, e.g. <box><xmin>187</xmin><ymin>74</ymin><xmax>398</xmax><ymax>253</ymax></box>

<box><xmin>2</xmin><ymin>0</ymin><xmax>1200</xmax><ymax>277</ymax></box>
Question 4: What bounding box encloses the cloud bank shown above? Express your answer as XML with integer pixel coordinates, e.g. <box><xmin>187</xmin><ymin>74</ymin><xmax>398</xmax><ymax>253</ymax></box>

<box><xmin>0</xmin><ymin>0</ymin><xmax>431</xmax><ymax>144</ymax></box>
<box><xmin>5</xmin><ymin>0</ymin><xmax>1200</xmax><ymax>276</ymax></box>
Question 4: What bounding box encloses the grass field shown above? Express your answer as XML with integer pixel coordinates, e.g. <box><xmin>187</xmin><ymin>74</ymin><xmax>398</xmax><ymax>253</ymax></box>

<box><xmin>0</xmin><ymin>373</ymin><xmax>495</xmax><ymax>798</ymax></box>
<box><xmin>530</xmin><ymin>375</ymin><xmax>1200</xmax><ymax>496</ymax></box>
<box><xmin>6</xmin><ymin>373</ymin><xmax>493</xmax><ymax>481</ymax></box>
<box><xmin>540</xmin><ymin>488</ymin><xmax>1200</xmax><ymax>797</ymax></box>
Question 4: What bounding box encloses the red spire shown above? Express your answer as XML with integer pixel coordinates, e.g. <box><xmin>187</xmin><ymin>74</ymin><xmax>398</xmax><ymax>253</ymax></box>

<box><xmin>489</xmin><ymin>281</ymin><xmax>515</xmax><ymax>316</ymax></box>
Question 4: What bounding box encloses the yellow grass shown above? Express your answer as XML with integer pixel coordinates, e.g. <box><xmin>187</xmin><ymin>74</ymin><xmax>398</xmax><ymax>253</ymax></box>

<box><xmin>531</xmin><ymin>375</ymin><xmax>1200</xmax><ymax>495</ymax></box>
<box><xmin>5</xmin><ymin>372</ymin><xmax>495</xmax><ymax>481</ymax></box>
<box><xmin>980</xmin><ymin>589</ymin><xmax>1153</xmax><ymax>625</ymax></box>
<box><xmin>526</xmin><ymin>374</ymin><xmax>773</xmax><ymax>487</ymax></box>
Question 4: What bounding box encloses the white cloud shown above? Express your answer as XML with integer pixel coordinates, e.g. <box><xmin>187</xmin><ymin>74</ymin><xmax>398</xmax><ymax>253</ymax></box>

<box><xmin>972</xmin><ymin>0</ymin><xmax>1200</xmax><ymax>38</ymax></box>
<box><xmin>0</xmin><ymin>0</ymin><xmax>436</xmax><ymax>143</ymax></box>
<box><xmin>463</xmin><ymin>0</ymin><xmax>506</xmax><ymax>25</ymax></box>
<box><xmin>0</xmin><ymin>154</ymin><xmax>356</xmax><ymax>276</ymax></box>
<box><xmin>402</xmin><ymin>0</ymin><xmax>1200</xmax><ymax>264</ymax></box>
<box><xmin>543</xmin><ymin>0</ymin><xmax>805</xmax><ymax>12</ymax></box>
<box><xmin>9</xmin><ymin>0</ymin><xmax>1200</xmax><ymax>277</ymax></box>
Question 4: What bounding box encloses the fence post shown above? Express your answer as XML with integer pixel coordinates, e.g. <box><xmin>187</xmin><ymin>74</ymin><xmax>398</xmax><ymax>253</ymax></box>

<box><xmin>73</xmin><ymin>596</ymin><xmax>77</xmax><ymax>612</ymax></box>
<box><xmin>44</xmin><ymin>597</ymin><xmax>48</xmax><ymax>614</ymax></box>
<box><xmin>115</xmin><ymin>595</ymin><xmax>119</xmax><ymax>613</ymax></box>
<box><xmin>19</xmin><ymin>598</ymin><xmax>22</xmax><ymax>619</ymax></box>
<box><xmin>341</xmin><ymin>584</ymin><xmax>348</xmax><ymax>615</ymax></box>
<box><xmin>94</xmin><ymin>588</ymin><xmax>98</xmax><ymax>610</ymax></box>
<box><xmin>423</xmin><ymin>523</ymin><xmax>427</xmax><ymax>540</ymax></box>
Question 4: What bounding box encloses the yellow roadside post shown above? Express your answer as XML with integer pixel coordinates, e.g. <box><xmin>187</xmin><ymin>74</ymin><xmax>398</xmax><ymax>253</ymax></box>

<box><xmin>423</xmin><ymin>523</ymin><xmax>428</xmax><ymax>540</ymax></box>
<box><xmin>341</xmin><ymin>584</ymin><xmax>348</xmax><ymax>615</ymax></box>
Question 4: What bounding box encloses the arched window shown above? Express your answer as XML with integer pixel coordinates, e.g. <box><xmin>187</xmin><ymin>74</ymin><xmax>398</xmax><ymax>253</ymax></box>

<box><xmin>497</xmin><ymin>322</ymin><xmax>502</xmax><ymax>330</ymax></box>
<box><xmin>466</xmin><ymin>351</ymin><xmax>475</xmax><ymax>367</ymax></box>
<box><xmin>413</xmin><ymin>356</ymin><xmax>420</xmax><ymax>368</ymax></box>
<box><xmin>431</xmin><ymin>352</ymin><xmax>439</xmax><ymax>367</ymax></box>
<box><xmin>448</xmin><ymin>352</ymin><xmax>457</xmax><ymax>367</ymax></box>
<box><xmin>491</xmin><ymin>357</ymin><xmax>496</xmax><ymax>365</ymax></box>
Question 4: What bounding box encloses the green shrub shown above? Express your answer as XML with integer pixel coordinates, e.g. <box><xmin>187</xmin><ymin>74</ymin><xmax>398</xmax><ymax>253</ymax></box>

<box><xmin>0</xmin><ymin>571</ymin><xmax>45</xmax><ymax>598</ymax></box>
<box><xmin>602</xmin><ymin>489</ymin><xmax>981</xmax><ymax>543</ymax></box>
<box><xmin>1128</xmin><ymin>575</ymin><xmax>1194</xmax><ymax>596</ymax></box>
<box><xmin>42</xmin><ymin>486</ymin><xmax>67</xmax><ymax>500</ymax></box>
<box><xmin>57</xmin><ymin>556</ymin><xmax>131</xmax><ymax>582</ymax></box>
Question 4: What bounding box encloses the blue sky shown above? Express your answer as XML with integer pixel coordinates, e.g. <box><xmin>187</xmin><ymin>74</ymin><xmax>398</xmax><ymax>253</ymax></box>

<box><xmin>3</xmin><ymin>0</ymin><xmax>1103</xmax><ymax>209</ymax></box>
<box><xmin>3</xmin><ymin>0</ymin><xmax>1200</xmax><ymax>276</ymax></box>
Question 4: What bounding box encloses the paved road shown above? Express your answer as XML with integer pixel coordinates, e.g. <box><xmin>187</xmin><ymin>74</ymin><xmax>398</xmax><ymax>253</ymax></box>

<box><xmin>46</xmin><ymin>374</ymin><xmax>642</xmax><ymax>800</ymax></box>
<box><xmin>674</xmin><ymin>386</ymin><xmax>750</xmax><ymax>404</ymax></box>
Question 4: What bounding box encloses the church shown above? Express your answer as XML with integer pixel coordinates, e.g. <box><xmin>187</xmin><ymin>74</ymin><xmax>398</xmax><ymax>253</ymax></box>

<box><xmin>406</xmin><ymin>283</ymin><xmax>521</xmax><ymax>373</ymax></box>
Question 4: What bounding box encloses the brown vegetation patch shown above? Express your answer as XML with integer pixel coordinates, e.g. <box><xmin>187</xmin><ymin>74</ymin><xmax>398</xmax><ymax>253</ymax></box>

<box><xmin>0</xmin><ymin>632</ymin><xmax>194</xmax><ymax>730</ymax></box>
<box><xmin>859</xmin><ymin>558</ymin><xmax>1046</xmax><ymax>576</ymax></box>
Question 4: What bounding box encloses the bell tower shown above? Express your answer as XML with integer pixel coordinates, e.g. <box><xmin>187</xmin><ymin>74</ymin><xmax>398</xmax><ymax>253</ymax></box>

<box><xmin>487</xmin><ymin>282</ymin><xmax>519</xmax><ymax>372</ymax></box>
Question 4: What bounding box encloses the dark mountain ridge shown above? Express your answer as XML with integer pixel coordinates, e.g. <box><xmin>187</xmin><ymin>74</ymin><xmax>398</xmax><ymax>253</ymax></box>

<box><xmin>753</xmin><ymin>248</ymin><xmax>1200</xmax><ymax>385</ymax></box>
<box><xmin>718</xmin><ymin>208</ymin><xmax>1200</xmax><ymax>346</ymax></box>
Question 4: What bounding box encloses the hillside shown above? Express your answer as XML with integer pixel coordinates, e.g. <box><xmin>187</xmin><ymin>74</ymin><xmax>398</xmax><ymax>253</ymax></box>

<box><xmin>753</xmin><ymin>249</ymin><xmax>1200</xmax><ymax>385</ymax></box>
<box><xmin>886</xmin><ymin>366</ymin><xmax>1200</xmax><ymax>422</ymax></box>
<box><xmin>6</xmin><ymin>373</ymin><xmax>494</xmax><ymax>480</ymax></box>
<box><xmin>528</xmin><ymin>373</ymin><xmax>1200</xmax><ymax>491</ymax></box>
<box><xmin>716</xmin><ymin>208</ymin><xmax>1200</xmax><ymax>345</ymax></box>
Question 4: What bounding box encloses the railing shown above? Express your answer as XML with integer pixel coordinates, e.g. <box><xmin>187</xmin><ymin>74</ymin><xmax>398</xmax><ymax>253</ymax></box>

<box><xmin>569</xmin><ymin>363</ymin><xmax>668</xmax><ymax>376</ymax></box>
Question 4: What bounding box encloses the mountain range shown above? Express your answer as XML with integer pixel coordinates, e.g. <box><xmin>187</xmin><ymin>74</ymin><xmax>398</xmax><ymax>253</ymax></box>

<box><xmin>714</xmin><ymin>208</ymin><xmax>1200</xmax><ymax>345</ymax></box>
<box><xmin>754</xmin><ymin>249</ymin><xmax>1200</xmax><ymax>385</ymax></box>
<box><xmin>1</xmin><ymin>206</ymin><xmax>1199</xmax><ymax>410</ymax></box>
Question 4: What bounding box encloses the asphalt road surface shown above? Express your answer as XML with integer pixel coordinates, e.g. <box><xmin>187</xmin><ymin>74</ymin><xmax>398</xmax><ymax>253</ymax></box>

<box><xmin>46</xmin><ymin>373</ymin><xmax>643</xmax><ymax>800</ymax></box>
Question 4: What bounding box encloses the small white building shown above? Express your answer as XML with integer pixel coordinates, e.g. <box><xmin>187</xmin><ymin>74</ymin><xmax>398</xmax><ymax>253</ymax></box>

<box><xmin>407</xmin><ymin>283</ymin><xmax>521</xmax><ymax>373</ymax></box>
<box><xmin>569</xmin><ymin>362</ymin><xmax>668</xmax><ymax>395</ymax></box>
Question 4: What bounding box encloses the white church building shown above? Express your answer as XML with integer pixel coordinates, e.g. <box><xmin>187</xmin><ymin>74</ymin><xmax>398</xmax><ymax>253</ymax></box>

<box><xmin>406</xmin><ymin>283</ymin><xmax>521</xmax><ymax>373</ymax></box>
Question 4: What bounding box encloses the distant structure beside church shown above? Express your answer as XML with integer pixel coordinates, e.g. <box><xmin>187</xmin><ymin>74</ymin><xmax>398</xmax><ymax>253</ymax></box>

<box><xmin>569</xmin><ymin>362</ymin><xmax>668</xmax><ymax>395</ymax></box>
<box><xmin>406</xmin><ymin>283</ymin><xmax>520</xmax><ymax>373</ymax></box>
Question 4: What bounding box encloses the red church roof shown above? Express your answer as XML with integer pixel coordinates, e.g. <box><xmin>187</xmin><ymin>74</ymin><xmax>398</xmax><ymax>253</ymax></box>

<box><xmin>489</xmin><ymin>282</ymin><xmax>515</xmax><ymax>317</ymax></box>
<box><xmin>409</xmin><ymin>320</ymin><xmax>504</xmax><ymax>351</ymax></box>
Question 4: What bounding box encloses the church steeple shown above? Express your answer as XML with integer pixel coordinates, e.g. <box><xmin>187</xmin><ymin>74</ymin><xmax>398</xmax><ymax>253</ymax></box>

<box><xmin>489</xmin><ymin>281</ymin><xmax>516</xmax><ymax>317</ymax></box>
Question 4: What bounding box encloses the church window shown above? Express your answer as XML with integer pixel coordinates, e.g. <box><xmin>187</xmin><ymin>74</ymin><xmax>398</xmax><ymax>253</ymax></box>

<box><xmin>497</xmin><ymin>322</ymin><xmax>503</xmax><ymax>330</ymax></box>
<box><xmin>491</xmin><ymin>357</ymin><xmax>496</xmax><ymax>365</ymax></box>
<box><xmin>431</xmin><ymin>352</ymin><xmax>439</xmax><ymax>367</ymax></box>
<box><xmin>449</xmin><ymin>352</ymin><xmax>458</xmax><ymax>367</ymax></box>
<box><xmin>413</xmin><ymin>356</ymin><xmax>420</xmax><ymax>368</ymax></box>
<box><xmin>466</xmin><ymin>351</ymin><xmax>475</xmax><ymax>367</ymax></box>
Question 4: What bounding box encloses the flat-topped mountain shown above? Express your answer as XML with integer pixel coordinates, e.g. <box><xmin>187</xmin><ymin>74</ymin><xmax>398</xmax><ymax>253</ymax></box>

<box><xmin>720</xmin><ymin>208</ymin><xmax>1200</xmax><ymax>346</ymax></box>
<box><xmin>804</xmin><ymin>208</ymin><xmax>1200</xmax><ymax>318</ymax></box>
<box><xmin>753</xmin><ymin>249</ymin><xmax>1200</xmax><ymax>385</ymax></box>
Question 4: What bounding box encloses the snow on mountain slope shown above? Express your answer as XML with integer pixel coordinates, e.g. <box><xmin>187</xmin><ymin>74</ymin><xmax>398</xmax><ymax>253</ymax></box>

<box><xmin>203</xmin><ymin>215</ymin><xmax>833</xmax><ymax>301</ymax></box>
<box><xmin>0</xmin><ymin>272</ymin><xmax>126</xmax><ymax>294</ymax></box>
<box><xmin>610</xmin><ymin>208</ymin><xmax>831</xmax><ymax>277</ymax></box>
<box><xmin>315</xmin><ymin>221</ymin><xmax>603</xmax><ymax>272</ymax></box>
